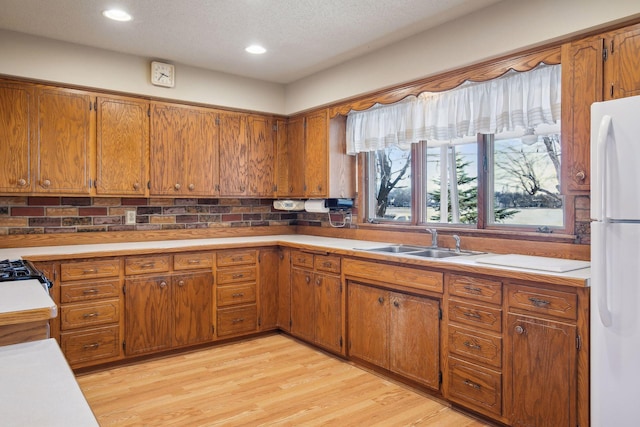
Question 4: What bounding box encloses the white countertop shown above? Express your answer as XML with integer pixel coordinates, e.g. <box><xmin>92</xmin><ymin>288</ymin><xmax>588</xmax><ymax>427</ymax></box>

<box><xmin>0</xmin><ymin>338</ymin><xmax>99</xmax><ymax>426</ymax></box>
<box><xmin>0</xmin><ymin>280</ymin><xmax>57</xmax><ymax>326</ymax></box>
<box><xmin>0</xmin><ymin>234</ymin><xmax>591</xmax><ymax>284</ymax></box>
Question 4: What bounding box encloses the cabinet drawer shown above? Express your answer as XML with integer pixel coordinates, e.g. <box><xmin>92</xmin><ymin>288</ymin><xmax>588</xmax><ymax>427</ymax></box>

<box><xmin>61</xmin><ymin>325</ymin><xmax>120</xmax><ymax>365</ymax></box>
<box><xmin>217</xmin><ymin>267</ymin><xmax>257</xmax><ymax>285</ymax></box>
<box><xmin>291</xmin><ymin>251</ymin><xmax>314</xmax><ymax>269</ymax></box>
<box><xmin>61</xmin><ymin>258</ymin><xmax>120</xmax><ymax>281</ymax></box>
<box><xmin>217</xmin><ymin>283</ymin><xmax>257</xmax><ymax>307</ymax></box>
<box><xmin>448</xmin><ymin>356</ymin><xmax>502</xmax><ymax>417</ymax></box>
<box><xmin>448</xmin><ymin>325</ymin><xmax>502</xmax><ymax>368</ymax></box>
<box><xmin>507</xmin><ymin>284</ymin><xmax>577</xmax><ymax>320</ymax></box>
<box><xmin>449</xmin><ymin>299</ymin><xmax>502</xmax><ymax>332</ymax></box>
<box><xmin>217</xmin><ymin>305</ymin><xmax>257</xmax><ymax>337</ymax></box>
<box><xmin>217</xmin><ymin>250</ymin><xmax>257</xmax><ymax>267</ymax></box>
<box><xmin>314</xmin><ymin>255</ymin><xmax>341</xmax><ymax>274</ymax></box>
<box><xmin>60</xmin><ymin>279</ymin><xmax>120</xmax><ymax>303</ymax></box>
<box><xmin>125</xmin><ymin>255</ymin><xmax>170</xmax><ymax>275</ymax></box>
<box><xmin>174</xmin><ymin>252</ymin><xmax>214</xmax><ymax>271</ymax></box>
<box><xmin>60</xmin><ymin>299</ymin><xmax>120</xmax><ymax>330</ymax></box>
<box><xmin>448</xmin><ymin>274</ymin><xmax>502</xmax><ymax>305</ymax></box>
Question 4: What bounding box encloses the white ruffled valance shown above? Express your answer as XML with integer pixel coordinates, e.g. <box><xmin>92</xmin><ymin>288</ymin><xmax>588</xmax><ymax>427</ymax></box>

<box><xmin>346</xmin><ymin>64</ymin><xmax>561</xmax><ymax>154</ymax></box>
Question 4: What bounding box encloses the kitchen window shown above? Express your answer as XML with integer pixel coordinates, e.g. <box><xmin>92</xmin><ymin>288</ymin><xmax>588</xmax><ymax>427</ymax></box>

<box><xmin>351</xmin><ymin>64</ymin><xmax>564</xmax><ymax>232</ymax></box>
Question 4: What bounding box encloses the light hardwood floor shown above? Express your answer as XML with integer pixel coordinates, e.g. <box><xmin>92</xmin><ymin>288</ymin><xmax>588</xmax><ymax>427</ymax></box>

<box><xmin>77</xmin><ymin>334</ymin><xmax>491</xmax><ymax>426</ymax></box>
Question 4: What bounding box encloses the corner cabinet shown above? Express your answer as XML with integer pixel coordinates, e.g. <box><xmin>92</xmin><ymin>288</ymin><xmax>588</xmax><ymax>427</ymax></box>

<box><xmin>277</xmin><ymin>110</ymin><xmax>355</xmax><ymax>199</ymax></box>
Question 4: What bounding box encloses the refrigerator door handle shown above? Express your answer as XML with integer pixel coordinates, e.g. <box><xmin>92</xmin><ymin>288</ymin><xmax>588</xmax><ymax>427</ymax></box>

<box><xmin>592</xmin><ymin>222</ymin><xmax>613</xmax><ymax>327</ymax></box>
<box><xmin>594</xmin><ymin>115</ymin><xmax>612</xmax><ymax>221</ymax></box>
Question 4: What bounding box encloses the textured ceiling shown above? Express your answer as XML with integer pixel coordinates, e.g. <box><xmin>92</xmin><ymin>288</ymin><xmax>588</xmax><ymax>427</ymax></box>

<box><xmin>0</xmin><ymin>0</ymin><xmax>501</xmax><ymax>84</ymax></box>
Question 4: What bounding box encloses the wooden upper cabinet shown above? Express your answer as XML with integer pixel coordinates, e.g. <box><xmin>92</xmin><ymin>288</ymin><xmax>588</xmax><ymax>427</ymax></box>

<box><xmin>96</xmin><ymin>96</ymin><xmax>149</xmax><ymax>196</ymax></box>
<box><xmin>606</xmin><ymin>23</ymin><xmax>640</xmax><ymax>100</ymax></box>
<box><xmin>561</xmin><ymin>36</ymin><xmax>603</xmax><ymax>194</ymax></box>
<box><xmin>219</xmin><ymin>111</ymin><xmax>248</xmax><ymax>196</ymax></box>
<box><xmin>36</xmin><ymin>86</ymin><xmax>91</xmax><ymax>194</ymax></box>
<box><xmin>150</xmin><ymin>102</ymin><xmax>219</xmax><ymax>196</ymax></box>
<box><xmin>247</xmin><ymin>115</ymin><xmax>276</xmax><ymax>197</ymax></box>
<box><xmin>0</xmin><ymin>81</ymin><xmax>35</xmax><ymax>193</ymax></box>
<box><xmin>279</xmin><ymin>116</ymin><xmax>305</xmax><ymax>198</ymax></box>
<box><xmin>304</xmin><ymin>110</ymin><xmax>329</xmax><ymax>198</ymax></box>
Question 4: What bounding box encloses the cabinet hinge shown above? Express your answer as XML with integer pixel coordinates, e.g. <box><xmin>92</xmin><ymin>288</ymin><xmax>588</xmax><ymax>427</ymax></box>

<box><xmin>258</xmin><ymin>253</ymin><xmax>261</xmax><ymax>263</ymax></box>
<box><xmin>122</xmin><ymin>284</ymin><xmax>126</xmax><ymax>295</ymax></box>
<box><xmin>439</xmin><ymin>371</ymin><xmax>443</xmax><ymax>385</ymax></box>
<box><xmin>289</xmin><ymin>319</ymin><xmax>292</xmax><ymax>328</ymax></box>
<box><xmin>273</xmin><ymin>184</ymin><xmax>277</xmax><ymax>192</ymax></box>
<box><xmin>272</xmin><ymin>124</ymin><xmax>278</xmax><ymax>132</ymax></box>
<box><xmin>602</xmin><ymin>43</ymin><xmax>608</xmax><ymax>62</ymax></box>
<box><xmin>215</xmin><ymin>117</ymin><xmax>220</xmax><ymax>126</ymax></box>
<box><xmin>147</xmin><ymin>181</ymin><xmax>151</xmax><ymax>190</ymax></box>
<box><xmin>122</xmin><ymin>341</ymin><xmax>126</xmax><ymax>350</ymax></box>
<box><xmin>258</xmin><ymin>316</ymin><xmax>261</xmax><ymax>327</ymax></box>
<box><xmin>438</xmin><ymin>307</ymin><xmax>443</xmax><ymax>320</ymax></box>
<box><xmin>212</xmin><ymin>324</ymin><xmax>215</xmax><ymax>334</ymax></box>
<box><xmin>339</xmin><ymin>336</ymin><xmax>343</xmax><ymax>348</ymax></box>
<box><xmin>339</xmin><ymin>284</ymin><xmax>342</xmax><ymax>293</ymax></box>
<box><xmin>576</xmin><ymin>334</ymin><xmax>582</xmax><ymax>350</ymax></box>
<box><xmin>94</xmin><ymin>101</ymin><xmax>97</xmax><ymax>111</ymax></box>
<box><xmin>147</xmin><ymin>108</ymin><xmax>151</xmax><ymax>117</ymax></box>
<box><xmin>610</xmin><ymin>83</ymin><xmax>614</xmax><ymax>98</ymax></box>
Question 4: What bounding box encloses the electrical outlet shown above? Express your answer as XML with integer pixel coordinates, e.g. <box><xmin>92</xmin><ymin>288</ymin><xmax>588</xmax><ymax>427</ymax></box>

<box><xmin>125</xmin><ymin>210</ymin><xmax>136</xmax><ymax>225</ymax></box>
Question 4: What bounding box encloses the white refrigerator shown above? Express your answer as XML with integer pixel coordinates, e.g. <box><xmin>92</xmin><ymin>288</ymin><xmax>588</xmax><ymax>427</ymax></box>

<box><xmin>590</xmin><ymin>94</ymin><xmax>640</xmax><ymax>427</ymax></box>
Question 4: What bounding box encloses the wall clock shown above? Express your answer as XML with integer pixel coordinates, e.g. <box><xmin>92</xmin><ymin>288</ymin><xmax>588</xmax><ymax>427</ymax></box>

<box><xmin>151</xmin><ymin>61</ymin><xmax>175</xmax><ymax>87</ymax></box>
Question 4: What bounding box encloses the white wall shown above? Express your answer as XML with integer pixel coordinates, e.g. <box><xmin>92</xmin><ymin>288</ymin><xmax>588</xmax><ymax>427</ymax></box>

<box><xmin>285</xmin><ymin>0</ymin><xmax>640</xmax><ymax>114</ymax></box>
<box><xmin>0</xmin><ymin>30</ymin><xmax>286</xmax><ymax>114</ymax></box>
<box><xmin>1</xmin><ymin>0</ymin><xmax>639</xmax><ymax>115</ymax></box>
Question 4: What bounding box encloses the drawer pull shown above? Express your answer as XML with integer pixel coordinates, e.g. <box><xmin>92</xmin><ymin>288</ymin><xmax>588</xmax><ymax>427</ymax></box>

<box><xmin>305</xmin><ymin>276</ymin><xmax>311</xmax><ymax>283</ymax></box>
<box><xmin>231</xmin><ymin>318</ymin><xmax>245</xmax><ymax>324</ymax></box>
<box><xmin>378</xmin><ymin>297</ymin><xmax>385</xmax><ymax>304</ymax></box>
<box><xmin>463</xmin><ymin>311</ymin><xmax>482</xmax><ymax>319</ymax></box>
<box><xmin>322</xmin><ymin>262</ymin><xmax>333</xmax><ymax>268</ymax></box>
<box><xmin>232</xmin><ymin>293</ymin><xmax>245</xmax><ymax>298</ymax></box>
<box><xmin>463</xmin><ymin>341</ymin><xmax>482</xmax><ymax>350</ymax></box>
<box><xmin>463</xmin><ymin>285</ymin><xmax>482</xmax><ymax>293</ymax></box>
<box><xmin>140</xmin><ymin>262</ymin><xmax>155</xmax><ymax>269</ymax></box>
<box><xmin>187</xmin><ymin>259</ymin><xmax>201</xmax><ymax>264</ymax></box>
<box><xmin>83</xmin><ymin>343</ymin><xmax>100</xmax><ymax>350</ymax></box>
<box><xmin>232</xmin><ymin>274</ymin><xmax>244</xmax><ymax>279</ymax></box>
<box><xmin>159</xmin><ymin>281</ymin><xmax>167</xmax><ymax>289</ymax></box>
<box><xmin>83</xmin><ymin>268</ymin><xmax>98</xmax><ymax>274</ymax></box>
<box><xmin>528</xmin><ymin>297</ymin><xmax>551</xmax><ymax>307</ymax></box>
<box><xmin>83</xmin><ymin>312</ymin><xmax>99</xmax><ymax>319</ymax></box>
<box><xmin>232</xmin><ymin>257</ymin><xmax>244</xmax><ymax>262</ymax></box>
<box><xmin>178</xmin><ymin>280</ymin><xmax>185</xmax><ymax>287</ymax></box>
<box><xmin>393</xmin><ymin>301</ymin><xmax>400</xmax><ymax>308</ymax></box>
<box><xmin>315</xmin><ymin>278</ymin><xmax>322</xmax><ymax>286</ymax></box>
<box><xmin>515</xmin><ymin>325</ymin><xmax>525</xmax><ymax>335</ymax></box>
<box><xmin>82</xmin><ymin>289</ymin><xmax>99</xmax><ymax>295</ymax></box>
<box><xmin>464</xmin><ymin>379</ymin><xmax>481</xmax><ymax>390</ymax></box>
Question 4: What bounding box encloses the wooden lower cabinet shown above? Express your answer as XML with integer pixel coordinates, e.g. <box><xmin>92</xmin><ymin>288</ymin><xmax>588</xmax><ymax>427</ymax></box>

<box><xmin>290</xmin><ymin>252</ymin><xmax>343</xmax><ymax>355</ymax></box>
<box><xmin>124</xmin><ymin>271</ymin><xmax>213</xmax><ymax>356</ymax></box>
<box><xmin>347</xmin><ymin>281</ymin><xmax>440</xmax><ymax>390</ymax></box>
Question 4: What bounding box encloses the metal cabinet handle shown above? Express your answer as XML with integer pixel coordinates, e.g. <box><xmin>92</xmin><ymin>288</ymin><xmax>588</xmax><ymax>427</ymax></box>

<box><xmin>188</xmin><ymin>183</ymin><xmax>195</xmax><ymax>191</ymax></box>
<box><xmin>315</xmin><ymin>278</ymin><xmax>322</xmax><ymax>286</ymax></box>
<box><xmin>133</xmin><ymin>182</ymin><xmax>141</xmax><ymax>190</ymax></box>
<box><xmin>515</xmin><ymin>325</ymin><xmax>525</xmax><ymax>334</ymax></box>
<box><xmin>83</xmin><ymin>312</ymin><xmax>99</xmax><ymax>318</ymax></box>
<box><xmin>178</xmin><ymin>280</ymin><xmax>185</xmax><ymax>287</ymax></box>
<box><xmin>187</xmin><ymin>259</ymin><xmax>201</xmax><ymax>264</ymax></box>
<box><xmin>393</xmin><ymin>301</ymin><xmax>400</xmax><ymax>308</ymax></box>
<box><xmin>232</xmin><ymin>273</ymin><xmax>244</xmax><ymax>279</ymax></box>
<box><xmin>528</xmin><ymin>297</ymin><xmax>551</xmax><ymax>307</ymax></box>
<box><xmin>463</xmin><ymin>311</ymin><xmax>482</xmax><ymax>319</ymax></box>
<box><xmin>17</xmin><ymin>178</ymin><xmax>27</xmax><ymax>187</ymax></box>
<box><xmin>83</xmin><ymin>268</ymin><xmax>98</xmax><ymax>274</ymax></box>
<box><xmin>140</xmin><ymin>262</ymin><xmax>155</xmax><ymax>269</ymax></box>
<box><xmin>83</xmin><ymin>343</ymin><xmax>100</xmax><ymax>350</ymax></box>
<box><xmin>232</xmin><ymin>293</ymin><xmax>245</xmax><ymax>298</ymax></box>
<box><xmin>159</xmin><ymin>281</ymin><xmax>167</xmax><ymax>288</ymax></box>
<box><xmin>464</xmin><ymin>379</ymin><xmax>481</xmax><ymax>390</ymax></box>
<box><xmin>463</xmin><ymin>285</ymin><xmax>482</xmax><ymax>294</ymax></box>
<box><xmin>576</xmin><ymin>170</ymin><xmax>586</xmax><ymax>181</ymax></box>
<box><xmin>82</xmin><ymin>289</ymin><xmax>99</xmax><ymax>295</ymax></box>
<box><xmin>463</xmin><ymin>341</ymin><xmax>482</xmax><ymax>350</ymax></box>
<box><xmin>378</xmin><ymin>297</ymin><xmax>384</xmax><ymax>304</ymax></box>
<box><xmin>41</xmin><ymin>179</ymin><xmax>51</xmax><ymax>188</ymax></box>
<box><xmin>231</xmin><ymin>318</ymin><xmax>245</xmax><ymax>324</ymax></box>
<box><xmin>305</xmin><ymin>275</ymin><xmax>311</xmax><ymax>283</ymax></box>
<box><xmin>174</xmin><ymin>183</ymin><xmax>181</xmax><ymax>190</ymax></box>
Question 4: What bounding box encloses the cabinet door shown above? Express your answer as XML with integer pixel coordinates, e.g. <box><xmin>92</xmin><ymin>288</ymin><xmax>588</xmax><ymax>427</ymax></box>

<box><xmin>561</xmin><ymin>36</ymin><xmax>603</xmax><ymax>193</ymax></box>
<box><xmin>285</xmin><ymin>116</ymin><xmax>305</xmax><ymax>197</ymax></box>
<box><xmin>36</xmin><ymin>87</ymin><xmax>91</xmax><ymax>193</ymax></box>
<box><xmin>219</xmin><ymin>111</ymin><xmax>248</xmax><ymax>196</ymax></box>
<box><xmin>124</xmin><ymin>276</ymin><xmax>172</xmax><ymax>355</ymax></box>
<box><xmin>150</xmin><ymin>103</ymin><xmax>218</xmax><ymax>196</ymax></box>
<box><xmin>347</xmin><ymin>282</ymin><xmax>388</xmax><ymax>368</ymax></box>
<box><xmin>247</xmin><ymin>115</ymin><xmax>276</xmax><ymax>197</ymax></box>
<box><xmin>173</xmin><ymin>272</ymin><xmax>212</xmax><ymax>347</ymax></box>
<box><xmin>0</xmin><ymin>81</ymin><xmax>34</xmax><ymax>193</ymax></box>
<box><xmin>390</xmin><ymin>293</ymin><xmax>440</xmax><ymax>390</ymax></box>
<box><xmin>96</xmin><ymin>96</ymin><xmax>149</xmax><ymax>195</ymax></box>
<box><xmin>290</xmin><ymin>267</ymin><xmax>315</xmax><ymax>342</ymax></box>
<box><xmin>506</xmin><ymin>314</ymin><xmax>577</xmax><ymax>427</ymax></box>
<box><xmin>314</xmin><ymin>273</ymin><xmax>342</xmax><ymax>354</ymax></box>
<box><xmin>258</xmin><ymin>248</ymin><xmax>279</xmax><ymax>331</ymax></box>
<box><xmin>608</xmin><ymin>24</ymin><xmax>640</xmax><ymax>99</ymax></box>
<box><xmin>304</xmin><ymin>110</ymin><xmax>328</xmax><ymax>197</ymax></box>
<box><xmin>277</xmin><ymin>248</ymin><xmax>291</xmax><ymax>332</ymax></box>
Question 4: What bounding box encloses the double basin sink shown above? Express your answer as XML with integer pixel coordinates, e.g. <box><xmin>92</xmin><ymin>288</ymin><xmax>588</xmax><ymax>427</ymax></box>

<box><xmin>359</xmin><ymin>244</ymin><xmax>483</xmax><ymax>259</ymax></box>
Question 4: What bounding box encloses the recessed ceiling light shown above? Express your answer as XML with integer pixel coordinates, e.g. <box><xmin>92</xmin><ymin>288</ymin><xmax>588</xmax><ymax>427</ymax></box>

<box><xmin>245</xmin><ymin>45</ymin><xmax>266</xmax><ymax>55</ymax></box>
<box><xmin>102</xmin><ymin>9</ymin><xmax>133</xmax><ymax>22</ymax></box>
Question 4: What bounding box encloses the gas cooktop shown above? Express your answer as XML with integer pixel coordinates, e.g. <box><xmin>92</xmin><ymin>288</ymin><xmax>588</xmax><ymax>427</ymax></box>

<box><xmin>0</xmin><ymin>259</ymin><xmax>53</xmax><ymax>290</ymax></box>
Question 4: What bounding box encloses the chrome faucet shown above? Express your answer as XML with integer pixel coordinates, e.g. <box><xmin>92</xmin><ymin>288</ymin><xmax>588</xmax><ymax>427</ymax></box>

<box><xmin>452</xmin><ymin>235</ymin><xmax>461</xmax><ymax>253</ymax></box>
<box><xmin>425</xmin><ymin>228</ymin><xmax>438</xmax><ymax>247</ymax></box>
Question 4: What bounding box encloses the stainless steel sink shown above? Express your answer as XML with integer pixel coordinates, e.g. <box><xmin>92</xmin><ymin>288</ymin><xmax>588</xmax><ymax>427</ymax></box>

<box><xmin>409</xmin><ymin>248</ymin><xmax>463</xmax><ymax>258</ymax></box>
<box><xmin>364</xmin><ymin>245</ymin><xmax>426</xmax><ymax>253</ymax></box>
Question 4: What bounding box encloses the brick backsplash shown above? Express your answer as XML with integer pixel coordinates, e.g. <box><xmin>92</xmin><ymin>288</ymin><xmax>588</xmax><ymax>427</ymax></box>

<box><xmin>0</xmin><ymin>197</ymin><xmax>296</xmax><ymax>235</ymax></box>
